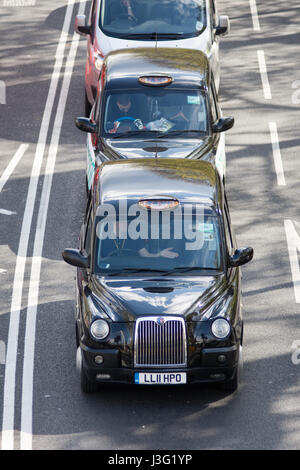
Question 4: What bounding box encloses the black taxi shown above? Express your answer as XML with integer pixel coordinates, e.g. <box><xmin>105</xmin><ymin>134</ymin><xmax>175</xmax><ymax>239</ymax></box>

<box><xmin>62</xmin><ymin>159</ymin><xmax>253</xmax><ymax>393</ymax></box>
<box><xmin>74</xmin><ymin>48</ymin><xmax>234</xmax><ymax>193</ymax></box>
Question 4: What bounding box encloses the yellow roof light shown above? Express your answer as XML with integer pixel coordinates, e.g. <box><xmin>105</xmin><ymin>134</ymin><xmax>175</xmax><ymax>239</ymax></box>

<box><xmin>138</xmin><ymin>76</ymin><xmax>173</xmax><ymax>86</ymax></box>
<box><xmin>139</xmin><ymin>197</ymin><xmax>179</xmax><ymax>210</ymax></box>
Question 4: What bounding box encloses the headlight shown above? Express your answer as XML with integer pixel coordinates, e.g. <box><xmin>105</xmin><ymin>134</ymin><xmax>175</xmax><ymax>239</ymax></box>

<box><xmin>90</xmin><ymin>319</ymin><xmax>109</xmax><ymax>341</ymax></box>
<box><xmin>211</xmin><ymin>318</ymin><xmax>231</xmax><ymax>339</ymax></box>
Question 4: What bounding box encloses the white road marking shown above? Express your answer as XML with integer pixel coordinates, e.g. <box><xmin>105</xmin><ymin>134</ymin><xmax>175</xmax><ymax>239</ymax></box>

<box><xmin>1</xmin><ymin>0</ymin><xmax>76</xmax><ymax>450</ymax></box>
<box><xmin>284</xmin><ymin>220</ymin><xmax>300</xmax><ymax>303</ymax></box>
<box><xmin>249</xmin><ymin>0</ymin><xmax>260</xmax><ymax>31</ymax></box>
<box><xmin>0</xmin><ymin>269</ymin><xmax>7</xmax><ymax>274</ymax></box>
<box><xmin>0</xmin><ymin>144</ymin><xmax>28</xmax><ymax>193</ymax></box>
<box><xmin>257</xmin><ymin>50</ymin><xmax>272</xmax><ymax>100</ymax></box>
<box><xmin>0</xmin><ymin>209</ymin><xmax>16</xmax><ymax>216</ymax></box>
<box><xmin>20</xmin><ymin>0</ymin><xmax>86</xmax><ymax>451</ymax></box>
<box><xmin>269</xmin><ymin>122</ymin><xmax>286</xmax><ymax>186</ymax></box>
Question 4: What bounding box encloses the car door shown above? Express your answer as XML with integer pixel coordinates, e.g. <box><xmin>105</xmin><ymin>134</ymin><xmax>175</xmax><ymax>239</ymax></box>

<box><xmin>210</xmin><ymin>77</ymin><xmax>226</xmax><ymax>180</ymax></box>
<box><xmin>209</xmin><ymin>0</ymin><xmax>220</xmax><ymax>92</ymax></box>
<box><xmin>87</xmin><ymin>0</ymin><xmax>99</xmax><ymax>95</ymax></box>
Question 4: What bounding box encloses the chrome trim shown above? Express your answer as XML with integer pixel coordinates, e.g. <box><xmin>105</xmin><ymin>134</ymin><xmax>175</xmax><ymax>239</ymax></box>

<box><xmin>134</xmin><ymin>316</ymin><xmax>187</xmax><ymax>368</ymax></box>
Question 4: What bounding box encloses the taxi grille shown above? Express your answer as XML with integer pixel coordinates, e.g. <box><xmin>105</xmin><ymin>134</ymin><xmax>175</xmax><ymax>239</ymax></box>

<box><xmin>134</xmin><ymin>317</ymin><xmax>187</xmax><ymax>367</ymax></box>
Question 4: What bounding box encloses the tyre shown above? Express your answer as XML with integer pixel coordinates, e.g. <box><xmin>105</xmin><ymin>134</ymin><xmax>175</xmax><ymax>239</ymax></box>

<box><xmin>218</xmin><ymin>345</ymin><xmax>243</xmax><ymax>393</ymax></box>
<box><xmin>80</xmin><ymin>364</ymin><xmax>99</xmax><ymax>394</ymax></box>
<box><xmin>85</xmin><ymin>175</ymin><xmax>90</xmax><ymax>198</ymax></box>
<box><xmin>85</xmin><ymin>90</ymin><xmax>92</xmax><ymax>117</ymax></box>
<box><xmin>218</xmin><ymin>367</ymin><xmax>239</xmax><ymax>392</ymax></box>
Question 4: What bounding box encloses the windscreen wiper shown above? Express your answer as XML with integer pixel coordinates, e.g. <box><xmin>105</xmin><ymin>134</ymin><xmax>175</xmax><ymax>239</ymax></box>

<box><xmin>162</xmin><ymin>267</ymin><xmax>219</xmax><ymax>276</ymax></box>
<box><xmin>108</xmin><ymin>131</ymin><xmax>145</xmax><ymax>139</ymax></box>
<box><xmin>156</xmin><ymin>130</ymin><xmax>207</xmax><ymax>138</ymax></box>
<box><xmin>122</xmin><ymin>32</ymin><xmax>183</xmax><ymax>40</ymax></box>
<box><xmin>107</xmin><ymin>268</ymin><xmax>168</xmax><ymax>277</ymax></box>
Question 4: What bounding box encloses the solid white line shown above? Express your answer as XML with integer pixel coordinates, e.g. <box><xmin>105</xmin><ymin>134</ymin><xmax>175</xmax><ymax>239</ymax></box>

<box><xmin>1</xmin><ymin>0</ymin><xmax>75</xmax><ymax>451</ymax></box>
<box><xmin>257</xmin><ymin>50</ymin><xmax>272</xmax><ymax>100</ymax></box>
<box><xmin>269</xmin><ymin>122</ymin><xmax>286</xmax><ymax>186</ymax></box>
<box><xmin>0</xmin><ymin>144</ymin><xmax>28</xmax><ymax>193</ymax></box>
<box><xmin>20</xmin><ymin>0</ymin><xmax>86</xmax><ymax>450</ymax></box>
<box><xmin>249</xmin><ymin>0</ymin><xmax>260</xmax><ymax>31</ymax></box>
<box><xmin>284</xmin><ymin>220</ymin><xmax>300</xmax><ymax>303</ymax></box>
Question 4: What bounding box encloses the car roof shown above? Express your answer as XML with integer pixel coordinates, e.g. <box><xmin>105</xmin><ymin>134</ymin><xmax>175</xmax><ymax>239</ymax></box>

<box><xmin>95</xmin><ymin>159</ymin><xmax>222</xmax><ymax>213</ymax></box>
<box><xmin>102</xmin><ymin>48</ymin><xmax>210</xmax><ymax>90</ymax></box>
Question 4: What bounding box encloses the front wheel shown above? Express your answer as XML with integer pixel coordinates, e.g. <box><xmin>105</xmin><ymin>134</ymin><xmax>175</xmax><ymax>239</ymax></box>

<box><xmin>80</xmin><ymin>364</ymin><xmax>99</xmax><ymax>393</ymax></box>
<box><xmin>218</xmin><ymin>345</ymin><xmax>243</xmax><ymax>393</ymax></box>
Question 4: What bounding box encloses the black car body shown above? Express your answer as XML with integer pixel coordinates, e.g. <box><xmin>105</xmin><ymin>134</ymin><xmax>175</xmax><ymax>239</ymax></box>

<box><xmin>75</xmin><ymin>48</ymin><xmax>234</xmax><ymax>192</ymax></box>
<box><xmin>63</xmin><ymin>159</ymin><xmax>253</xmax><ymax>393</ymax></box>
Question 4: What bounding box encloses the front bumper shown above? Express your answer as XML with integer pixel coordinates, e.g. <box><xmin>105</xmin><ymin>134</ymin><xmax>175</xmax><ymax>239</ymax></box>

<box><xmin>79</xmin><ymin>343</ymin><xmax>239</xmax><ymax>385</ymax></box>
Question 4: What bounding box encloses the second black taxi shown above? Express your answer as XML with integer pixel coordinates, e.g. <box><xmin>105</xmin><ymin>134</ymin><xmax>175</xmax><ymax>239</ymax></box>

<box><xmin>75</xmin><ymin>48</ymin><xmax>234</xmax><ymax>193</ymax></box>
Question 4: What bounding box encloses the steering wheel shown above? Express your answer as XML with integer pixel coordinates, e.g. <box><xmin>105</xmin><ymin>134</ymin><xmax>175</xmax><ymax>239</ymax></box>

<box><xmin>106</xmin><ymin>248</ymin><xmax>137</xmax><ymax>257</ymax></box>
<box><xmin>114</xmin><ymin>117</ymin><xmax>138</xmax><ymax>123</ymax></box>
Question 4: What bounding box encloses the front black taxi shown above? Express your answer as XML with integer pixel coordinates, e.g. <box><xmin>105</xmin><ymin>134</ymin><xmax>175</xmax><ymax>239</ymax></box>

<box><xmin>74</xmin><ymin>47</ymin><xmax>234</xmax><ymax>193</ymax></box>
<box><xmin>62</xmin><ymin>159</ymin><xmax>253</xmax><ymax>393</ymax></box>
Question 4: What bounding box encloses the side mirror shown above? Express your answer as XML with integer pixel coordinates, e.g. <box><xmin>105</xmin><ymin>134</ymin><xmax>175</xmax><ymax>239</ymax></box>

<box><xmin>75</xmin><ymin>117</ymin><xmax>97</xmax><ymax>133</ymax></box>
<box><xmin>212</xmin><ymin>117</ymin><xmax>234</xmax><ymax>133</ymax></box>
<box><xmin>75</xmin><ymin>15</ymin><xmax>91</xmax><ymax>36</ymax></box>
<box><xmin>62</xmin><ymin>249</ymin><xmax>90</xmax><ymax>269</ymax></box>
<box><xmin>215</xmin><ymin>15</ymin><xmax>230</xmax><ymax>37</ymax></box>
<box><xmin>229</xmin><ymin>247</ymin><xmax>254</xmax><ymax>268</ymax></box>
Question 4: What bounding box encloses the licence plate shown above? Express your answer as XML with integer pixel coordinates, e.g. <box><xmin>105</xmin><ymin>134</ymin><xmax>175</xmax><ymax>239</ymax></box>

<box><xmin>135</xmin><ymin>372</ymin><xmax>186</xmax><ymax>385</ymax></box>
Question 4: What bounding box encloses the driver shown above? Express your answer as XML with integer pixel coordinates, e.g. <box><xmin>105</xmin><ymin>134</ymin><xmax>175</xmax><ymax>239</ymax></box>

<box><xmin>108</xmin><ymin>94</ymin><xmax>144</xmax><ymax>133</ymax></box>
<box><xmin>109</xmin><ymin>0</ymin><xmax>142</xmax><ymax>24</ymax></box>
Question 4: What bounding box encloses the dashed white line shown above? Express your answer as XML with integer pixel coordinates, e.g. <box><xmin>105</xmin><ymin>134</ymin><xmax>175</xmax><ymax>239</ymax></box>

<box><xmin>269</xmin><ymin>122</ymin><xmax>286</xmax><ymax>186</ymax></box>
<box><xmin>1</xmin><ymin>0</ymin><xmax>76</xmax><ymax>451</ymax></box>
<box><xmin>0</xmin><ymin>269</ymin><xmax>7</xmax><ymax>274</ymax></box>
<box><xmin>20</xmin><ymin>0</ymin><xmax>86</xmax><ymax>451</ymax></box>
<box><xmin>284</xmin><ymin>220</ymin><xmax>300</xmax><ymax>303</ymax></box>
<box><xmin>249</xmin><ymin>0</ymin><xmax>261</xmax><ymax>31</ymax></box>
<box><xmin>257</xmin><ymin>50</ymin><xmax>272</xmax><ymax>100</ymax></box>
<box><xmin>0</xmin><ymin>144</ymin><xmax>28</xmax><ymax>193</ymax></box>
<box><xmin>0</xmin><ymin>209</ymin><xmax>16</xmax><ymax>216</ymax></box>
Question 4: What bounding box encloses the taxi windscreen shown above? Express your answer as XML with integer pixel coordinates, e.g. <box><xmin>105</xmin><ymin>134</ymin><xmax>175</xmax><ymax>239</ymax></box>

<box><xmin>94</xmin><ymin>209</ymin><xmax>223</xmax><ymax>276</ymax></box>
<box><xmin>100</xmin><ymin>0</ymin><xmax>207</xmax><ymax>39</ymax></box>
<box><xmin>102</xmin><ymin>89</ymin><xmax>208</xmax><ymax>138</ymax></box>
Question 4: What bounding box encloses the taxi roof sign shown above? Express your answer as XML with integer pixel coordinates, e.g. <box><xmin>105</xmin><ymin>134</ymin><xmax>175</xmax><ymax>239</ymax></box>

<box><xmin>139</xmin><ymin>197</ymin><xmax>179</xmax><ymax>210</ymax></box>
<box><xmin>139</xmin><ymin>76</ymin><xmax>173</xmax><ymax>86</ymax></box>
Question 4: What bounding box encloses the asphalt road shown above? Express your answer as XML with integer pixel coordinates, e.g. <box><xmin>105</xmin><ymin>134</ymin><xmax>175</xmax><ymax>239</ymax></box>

<box><xmin>0</xmin><ymin>0</ymin><xmax>300</xmax><ymax>450</ymax></box>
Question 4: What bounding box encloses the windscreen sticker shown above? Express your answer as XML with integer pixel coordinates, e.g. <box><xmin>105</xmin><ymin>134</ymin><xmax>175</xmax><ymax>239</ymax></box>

<box><xmin>196</xmin><ymin>21</ymin><xmax>204</xmax><ymax>31</ymax></box>
<box><xmin>198</xmin><ymin>223</ymin><xmax>215</xmax><ymax>241</ymax></box>
<box><xmin>187</xmin><ymin>96</ymin><xmax>200</xmax><ymax>105</ymax></box>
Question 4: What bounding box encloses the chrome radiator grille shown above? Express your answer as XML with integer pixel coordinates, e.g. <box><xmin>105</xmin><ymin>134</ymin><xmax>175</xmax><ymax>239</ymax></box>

<box><xmin>134</xmin><ymin>317</ymin><xmax>187</xmax><ymax>368</ymax></box>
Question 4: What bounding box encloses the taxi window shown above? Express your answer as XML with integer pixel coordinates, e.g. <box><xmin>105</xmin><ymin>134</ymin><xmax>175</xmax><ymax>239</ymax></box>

<box><xmin>101</xmin><ymin>89</ymin><xmax>208</xmax><ymax>138</ymax></box>
<box><xmin>100</xmin><ymin>0</ymin><xmax>207</xmax><ymax>40</ymax></box>
<box><xmin>94</xmin><ymin>209</ymin><xmax>224</xmax><ymax>276</ymax></box>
